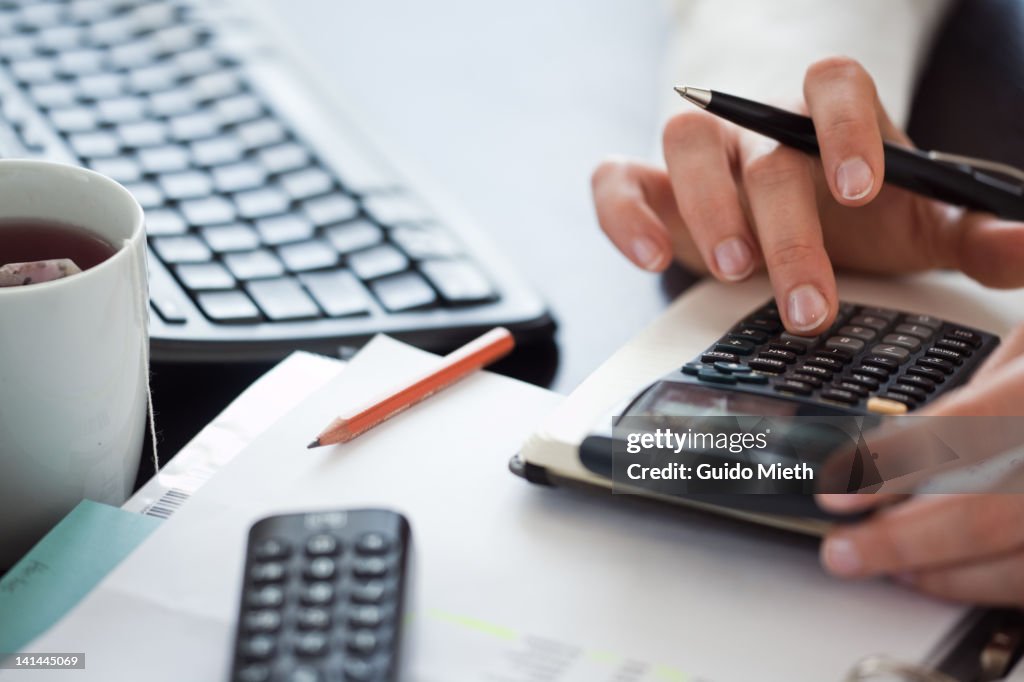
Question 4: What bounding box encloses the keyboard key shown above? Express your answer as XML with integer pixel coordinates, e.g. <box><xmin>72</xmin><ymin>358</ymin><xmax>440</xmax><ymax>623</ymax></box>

<box><xmin>150</xmin><ymin>24</ymin><xmax>201</xmax><ymax>53</ymax></box>
<box><xmin>701</xmin><ymin>351</ymin><xmax>739</xmax><ymax>364</ymax></box>
<box><xmin>173</xmin><ymin>47</ymin><xmax>221</xmax><ymax>77</ymax></box>
<box><xmin>235</xmin><ymin>187</ymin><xmax>291</xmax><ymax>219</ymax></box>
<box><xmin>820</xmin><ymin>388</ymin><xmax>860</xmax><ymax>405</ymax></box>
<box><xmin>729</xmin><ymin>328</ymin><xmax>768</xmax><ymax>344</ymax></box>
<box><xmin>854</xmin><ymin>365</ymin><xmax>890</xmax><ymax>381</ymax></box>
<box><xmin>129</xmin><ymin>63</ymin><xmax>179</xmax><ymax>93</ymax></box>
<box><xmin>57</xmin><ymin>48</ymin><xmax>105</xmax><ymax>76</ymax></box>
<box><xmin>237</xmin><ymin>118</ymin><xmax>286</xmax><ymax>150</ymax></box>
<box><xmin>882</xmin><ymin>334</ymin><xmax>922</xmax><ymax>351</ymax></box>
<box><xmin>246</xmin><ymin>278</ymin><xmax>321</xmax><ymax>321</ymax></box>
<box><xmin>169</xmin><ymin>111</ymin><xmax>220</xmax><ymax>142</ymax></box>
<box><xmin>176</xmin><ymin>262</ymin><xmax>235</xmax><ymax>290</ymax></box>
<box><xmin>894</xmin><ymin>324</ymin><xmax>934</xmax><ymax>340</ymax></box>
<box><xmin>325</xmin><ymin>220</ymin><xmax>382</xmax><ymax>253</ymax></box>
<box><xmin>935</xmin><ymin>337</ymin><xmax>973</xmax><ymax>354</ymax></box>
<box><xmin>897</xmin><ymin>375</ymin><xmax>935</xmax><ymax>393</ymax></box>
<box><xmin>759</xmin><ymin>348</ymin><xmax>796</xmax><ymax>363</ymax></box>
<box><xmin>348</xmin><ymin>244</ymin><xmax>409</xmax><ymax>280</ymax></box>
<box><xmin>138</xmin><ymin>145</ymin><xmax>191</xmax><ymax>173</ymax></box>
<box><xmin>779</xmin><ymin>332</ymin><xmax>818</xmax><ymax>346</ymax></box>
<box><xmin>946</xmin><ymin>328</ymin><xmax>983</xmax><ymax>348</ymax></box>
<box><xmin>89</xmin><ymin>157</ymin><xmax>143</xmax><ymax>184</ymax></box>
<box><xmin>390</xmin><ymin>225</ymin><xmax>461</xmax><ymax>259</ymax></box>
<box><xmin>747</xmin><ymin>358</ymin><xmax>787</xmax><ymax>374</ymax></box>
<box><xmin>117</xmin><ymin>120</ymin><xmax>168</xmax><ymax>148</ymax></box>
<box><xmin>862</xmin><ymin>355</ymin><xmax>899</xmax><ymax>372</ymax></box>
<box><xmin>849</xmin><ymin>314</ymin><xmax>889</xmax><ymax>331</ymax></box>
<box><xmin>296</xmin><ymin>608</ymin><xmax>331</xmax><ymax>631</ymax></box>
<box><xmin>420</xmin><ymin>259</ymin><xmax>495</xmax><ymax>303</ymax></box>
<box><xmin>300</xmin><ymin>271</ymin><xmax>372</xmax><ymax>317</ymax></box>
<box><xmin>870</xmin><ymin>344</ymin><xmax>911</xmax><ymax>363</ymax></box>
<box><xmin>804</xmin><ymin>355</ymin><xmax>843</xmax><ymax>371</ymax></box>
<box><xmin>191</xmin><ymin>135</ymin><xmax>244</xmax><ymax>167</ymax></box>
<box><xmin>256</xmin><ymin>215</ymin><xmax>314</xmax><ymax>245</ymax></box>
<box><xmin>906</xmin><ymin>365</ymin><xmax>946</xmax><ymax>382</ymax></box>
<box><xmin>370</xmin><ymin>272</ymin><xmax>438</xmax><ymax>312</ymax></box>
<box><xmin>149</xmin><ymin>88</ymin><xmax>196</xmax><ymax>116</ymax></box>
<box><xmin>196</xmin><ymin>290</ymin><xmax>261</xmax><ymax>323</ymax></box>
<box><xmin>744</xmin><ymin>317</ymin><xmax>781</xmax><ymax>333</ymax></box>
<box><xmin>280</xmin><ymin>167</ymin><xmax>333</xmax><ymax>200</ymax></box>
<box><xmin>124</xmin><ymin>182</ymin><xmax>165</xmax><ymax>209</ymax></box>
<box><xmin>192</xmin><ymin>71</ymin><xmax>242</xmax><ymax>101</ymax></box>
<box><xmin>202</xmin><ymin>224</ymin><xmax>260</xmax><ymax>253</ymax></box>
<box><xmin>152</xmin><ymin>235</ymin><xmax>212</xmax><ymax>263</ymax></box>
<box><xmin>108</xmin><ymin>39</ymin><xmax>157</xmax><ymax>69</ymax></box>
<box><xmin>0</xmin><ymin>36</ymin><xmax>37</xmax><ymax>61</ymax></box>
<box><xmin>38</xmin><ymin>25</ymin><xmax>84</xmax><ymax>51</ymax></box>
<box><xmin>213</xmin><ymin>94</ymin><xmax>262</xmax><ymax>125</ymax></box>
<box><xmin>363</xmin><ymin>193</ymin><xmax>432</xmax><ymax>226</ymax></box>
<box><xmin>145</xmin><ymin>208</ymin><xmax>188</xmax><ymax>236</ymax></box>
<box><xmin>88</xmin><ymin>16</ymin><xmax>135</xmax><ymax>46</ymax></box>
<box><xmin>767</xmin><ymin>340</ymin><xmax>807</xmax><ymax>355</ymax></box>
<box><xmin>925</xmin><ymin>347</ymin><xmax>964</xmax><ymax>365</ymax></box>
<box><xmin>11</xmin><ymin>57</ymin><xmax>58</xmax><ymax>84</ymax></box>
<box><xmin>902</xmin><ymin>314</ymin><xmax>942</xmax><ymax>329</ymax></box>
<box><xmin>158</xmin><ymin>170</ymin><xmax>213</xmax><ymax>200</ymax></box>
<box><xmin>794</xmin><ymin>365</ymin><xmax>832</xmax><ymax>381</ymax></box>
<box><xmin>844</xmin><ymin>373</ymin><xmax>881</xmax><ymax>390</ymax></box>
<box><xmin>150</xmin><ymin>294</ymin><xmax>188</xmax><ymax>324</ymax></box>
<box><xmin>837</xmin><ymin>325</ymin><xmax>876</xmax><ymax>342</ymax></box>
<box><xmin>714</xmin><ymin>338</ymin><xmax>755</xmax><ymax>356</ymax></box>
<box><xmin>29</xmin><ymin>82</ymin><xmax>77</xmax><ymax>108</ymax></box>
<box><xmin>213</xmin><ymin>162</ymin><xmax>267</xmax><ymax>193</ymax></box>
<box><xmin>98</xmin><ymin>96</ymin><xmax>147</xmax><ymax>123</ymax></box>
<box><xmin>303</xmin><ymin>194</ymin><xmax>359</xmax><ymax>227</ymax></box>
<box><xmin>50</xmin><ymin>106</ymin><xmax>99</xmax><ymax>133</ymax></box>
<box><xmin>68</xmin><ymin>131</ymin><xmax>120</xmax><ymax>158</ymax></box>
<box><xmin>181</xmin><ymin>195</ymin><xmax>237</xmax><ymax>226</ymax></box>
<box><xmin>224</xmin><ymin>250</ymin><xmax>286</xmax><ymax>280</ymax></box>
<box><xmin>258</xmin><ymin>143</ymin><xmax>308</xmax><ymax>174</ymax></box>
<box><xmin>277</xmin><ymin>240</ymin><xmax>338</xmax><ymax>272</ymax></box>
<box><xmin>825</xmin><ymin>336</ymin><xmax>864</xmax><ymax>354</ymax></box>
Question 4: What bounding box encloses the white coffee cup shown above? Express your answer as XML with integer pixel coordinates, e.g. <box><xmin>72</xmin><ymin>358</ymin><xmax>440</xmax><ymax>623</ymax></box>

<box><xmin>0</xmin><ymin>160</ymin><xmax>148</xmax><ymax>569</ymax></box>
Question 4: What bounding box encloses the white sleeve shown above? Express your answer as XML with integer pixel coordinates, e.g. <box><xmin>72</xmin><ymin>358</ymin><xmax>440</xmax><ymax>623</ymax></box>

<box><xmin>662</xmin><ymin>0</ymin><xmax>953</xmax><ymax>128</ymax></box>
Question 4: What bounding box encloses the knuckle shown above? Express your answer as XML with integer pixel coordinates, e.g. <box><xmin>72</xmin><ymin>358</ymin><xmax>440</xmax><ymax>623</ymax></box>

<box><xmin>742</xmin><ymin>147</ymin><xmax>808</xmax><ymax>190</ymax></box>
<box><xmin>662</xmin><ymin>110</ymin><xmax>718</xmax><ymax>150</ymax></box>
<box><xmin>763</xmin><ymin>234</ymin><xmax>819</xmax><ymax>270</ymax></box>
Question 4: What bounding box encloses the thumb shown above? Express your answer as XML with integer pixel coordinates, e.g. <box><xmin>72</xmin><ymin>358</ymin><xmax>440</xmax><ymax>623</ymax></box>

<box><xmin>943</xmin><ymin>214</ymin><xmax>1024</xmax><ymax>288</ymax></box>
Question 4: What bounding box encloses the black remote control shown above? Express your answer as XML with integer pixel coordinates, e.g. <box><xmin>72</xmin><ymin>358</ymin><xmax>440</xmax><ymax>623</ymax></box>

<box><xmin>230</xmin><ymin>509</ymin><xmax>412</xmax><ymax>682</ymax></box>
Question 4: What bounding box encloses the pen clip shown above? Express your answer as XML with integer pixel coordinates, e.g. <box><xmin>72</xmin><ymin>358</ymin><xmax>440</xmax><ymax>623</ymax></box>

<box><xmin>927</xmin><ymin>150</ymin><xmax>1024</xmax><ymax>187</ymax></box>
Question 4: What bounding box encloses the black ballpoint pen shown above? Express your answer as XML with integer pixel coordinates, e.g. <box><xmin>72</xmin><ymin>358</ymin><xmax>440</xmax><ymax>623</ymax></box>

<box><xmin>675</xmin><ymin>86</ymin><xmax>1024</xmax><ymax>221</ymax></box>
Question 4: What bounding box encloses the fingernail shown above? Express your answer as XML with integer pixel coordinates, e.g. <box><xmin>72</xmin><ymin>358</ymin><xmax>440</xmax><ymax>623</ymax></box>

<box><xmin>713</xmin><ymin>238</ymin><xmax>753</xmax><ymax>281</ymax></box>
<box><xmin>823</xmin><ymin>537</ymin><xmax>862</xmax><ymax>576</ymax></box>
<box><xmin>787</xmin><ymin>284</ymin><xmax>828</xmax><ymax>332</ymax></box>
<box><xmin>836</xmin><ymin>157</ymin><xmax>874</xmax><ymax>201</ymax></box>
<box><xmin>631</xmin><ymin>236</ymin><xmax>665</xmax><ymax>271</ymax></box>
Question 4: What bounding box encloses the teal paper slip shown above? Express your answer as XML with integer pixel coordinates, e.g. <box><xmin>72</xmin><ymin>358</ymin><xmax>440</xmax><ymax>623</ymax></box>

<box><xmin>0</xmin><ymin>500</ymin><xmax>162</xmax><ymax>653</ymax></box>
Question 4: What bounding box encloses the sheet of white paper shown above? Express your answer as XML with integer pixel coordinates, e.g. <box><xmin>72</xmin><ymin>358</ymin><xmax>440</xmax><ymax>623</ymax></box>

<box><xmin>25</xmin><ymin>336</ymin><xmax>968</xmax><ymax>682</ymax></box>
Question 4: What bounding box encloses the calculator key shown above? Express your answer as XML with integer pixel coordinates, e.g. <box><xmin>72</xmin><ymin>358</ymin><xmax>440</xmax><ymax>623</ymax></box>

<box><xmin>196</xmin><ymin>291</ymin><xmax>262</xmax><ymax>323</ymax></box>
<box><xmin>804</xmin><ymin>356</ymin><xmax>843</xmax><ymax>372</ymax></box>
<box><xmin>880</xmin><ymin>392</ymin><xmax>918</xmax><ymax>408</ymax></box>
<box><xmin>794</xmin><ymin>365</ymin><xmax>832</xmax><ymax>381</ymax></box>
<box><xmin>902</xmin><ymin>314</ymin><xmax>942</xmax><ymax>329</ymax></box>
<box><xmin>925</xmin><ymin>347</ymin><xmax>964</xmax><ymax>365</ymax></box>
<box><xmin>849</xmin><ymin>315</ymin><xmax>889</xmax><ymax>331</ymax></box>
<box><xmin>278</xmin><ymin>240</ymin><xmax>339</xmax><ymax>272</ymax></box>
<box><xmin>946</xmin><ymin>328</ymin><xmax>983</xmax><ymax>348</ymax></box>
<box><xmin>181</xmin><ymin>196</ymin><xmax>237</xmax><ymax>226</ymax></box>
<box><xmin>870</xmin><ymin>344</ymin><xmax>911</xmax><ymax>363</ymax></box>
<box><xmin>349</xmin><ymin>244</ymin><xmax>409</xmax><ymax>280</ymax></box>
<box><xmin>348</xmin><ymin>605</ymin><xmax>384</xmax><ymax>629</ymax></box>
<box><xmin>248</xmin><ymin>586</ymin><xmax>285</xmax><ymax>609</ymax></box>
<box><xmin>744</xmin><ymin>317</ymin><xmax>781</xmax><ymax>333</ymax></box>
<box><xmin>235</xmin><ymin>187</ymin><xmax>292</xmax><ymax>219</ymax></box>
<box><xmin>696</xmin><ymin>369</ymin><xmax>736</xmax><ymax>385</ymax></box>
<box><xmin>779</xmin><ymin>332</ymin><xmax>818</xmax><ymax>346</ymax></box>
<box><xmin>247</xmin><ymin>278</ymin><xmax>322</xmax><ymax>321</ymax></box>
<box><xmin>681</xmin><ymin>363</ymin><xmax>701</xmax><ymax>376</ymax></box>
<box><xmin>735</xmin><ymin>373</ymin><xmax>769</xmax><ymax>384</ymax></box>
<box><xmin>759</xmin><ymin>348</ymin><xmax>796</xmax><ymax>363</ymax></box>
<box><xmin>202</xmin><ymin>224</ymin><xmax>260</xmax><ymax>252</ymax></box>
<box><xmin>768</xmin><ymin>340</ymin><xmax>807</xmax><ymax>355</ymax></box>
<box><xmin>390</xmin><ymin>225</ymin><xmax>462</xmax><ymax>259</ymax></box>
<box><xmin>350</xmin><ymin>581</ymin><xmax>386</xmax><ymax>604</ymax></box>
<box><xmin>304</xmin><ymin>194</ymin><xmax>360</xmax><ymax>227</ymax></box>
<box><xmin>299</xmin><ymin>271</ymin><xmax>373</xmax><ymax>317</ymax></box>
<box><xmin>257</xmin><ymin>215</ymin><xmax>314</xmax><ymax>245</ymax></box>
<box><xmin>306</xmin><ymin>534</ymin><xmax>340</xmax><ymax>557</ymax></box>
<box><xmin>153</xmin><ymin>236</ymin><xmax>212</xmax><ymax>263</ymax></box>
<box><xmin>820</xmin><ymin>388</ymin><xmax>860</xmax><ymax>405</ymax></box>
<box><xmin>145</xmin><ymin>208</ymin><xmax>188</xmax><ymax>236</ymax></box>
<box><xmin>882</xmin><ymin>334</ymin><xmax>921</xmax><ymax>351</ymax></box>
<box><xmin>225</xmin><ymin>250</ymin><xmax>286</xmax><ymax>280</ymax></box>
<box><xmin>138</xmin><ymin>145</ymin><xmax>191</xmax><ymax>173</ymax></box>
<box><xmin>833</xmin><ymin>381</ymin><xmax>869</xmax><ymax>397</ymax></box>
<box><xmin>300</xmin><ymin>582</ymin><xmax>334</xmax><ymax>606</ymax></box>
<box><xmin>241</xmin><ymin>635</ymin><xmax>276</xmax><ymax>661</ymax></box>
<box><xmin>888</xmin><ymin>384</ymin><xmax>928</xmax><ymax>402</ymax></box>
<box><xmin>347</xmin><ymin>630</ymin><xmax>378</xmax><ymax>655</ymax></box>
<box><xmin>748</xmin><ymin>358</ymin><xmax>787</xmax><ymax>374</ymax></box>
<box><xmin>866</xmin><ymin>397</ymin><xmax>908</xmax><ymax>415</ymax></box>
<box><xmin>192</xmin><ymin>136</ymin><xmax>244</xmax><ymax>166</ymax></box>
<box><xmin>838</xmin><ymin>326</ymin><xmax>877</xmax><ymax>342</ymax></box>
<box><xmin>729</xmin><ymin>328</ymin><xmax>768</xmax><ymax>344</ymax></box>
<box><xmin>786</xmin><ymin>371</ymin><xmax>822</xmax><ymax>388</ymax></box>
<box><xmin>701</xmin><ymin>351</ymin><xmax>739</xmax><ymax>364</ymax></box>
<box><xmin>293</xmin><ymin>632</ymin><xmax>328</xmax><ymax>658</ymax></box>
<box><xmin>176</xmin><ymin>262</ymin><xmax>234</xmax><ymax>290</ymax></box>
<box><xmin>420</xmin><ymin>259</ymin><xmax>495</xmax><ymax>303</ymax></box>
<box><xmin>356</xmin><ymin>532</ymin><xmax>392</xmax><ymax>555</ymax></box>
<box><xmin>214</xmin><ymin>162</ymin><xmax>268</xmax><ymax>193</ymax></box>
<box><xmin>904</xmin><ymin>365</ymin><xmax>945</xmax><ymax>383</ymax></box>
<box><xmin>894</xmin><ymin>324</ymin><xmax>934</xmax><ymax>340</ymax></box>
<box><xmin>845</xmin><ymin>373</ymin><xmax>881</xmax><ymax>390</ymax></box>
<box><xmin>860</xmin><ymin>307</ymin><xmax>899</xmax><ymax>321</ymax></box>
<box><xmin>715</xmin><ymin>338</ymin><xmax>755</xmax><ymax>356</ymax></box>
<box><xmin>244</xmin><ymin>610</ymin><xmax>282</xmax><ymax>633</ymax></box>
<box><xmin>916</xmin><ymin>357</ymin><xmax>955</xmax><ymax>375</ymax></box>
<box><xmin>713</xmin><ymin>362</ymin><xmax>751</xmax><ymax>374</ymax></box>
<box><xmin>825</xmin><ymin>336</ymin><xmax>865</xmax><ymax>354</ymax></box>
<box><xmin>352</xmin><ymin>557</ymin><xmax>389</xmax><ymax>579</ymax></box>
<box><xmin>773</xmin><ymin>379</ymin><xmax>812</xmax><ymax>396</ymax></box>
<box><xmin>280</xmin><ymin>167</ymin><xmax>334</xmax><ymax>200</ymax></box>
<box><xmin>855</xmin><ymin>365</ymin><xmax>891</xmax><ymax>381</ymax></box>
<box><xmin>897</xmin><ymin>375</ymin><xmax>935</xmax><ymax>393</ymax></box>
<box><xmin>815</xmin><ymin>347</ymin><xmax>853</xmax><ymax>362</ymax></box>
<box><xmin>935</xmin><ymin>337</ymin><xmax>973</xmax><ymax>354</ymax></box>
<box><xmin>862</xmin><ymin>355</ymin><xmax>899</xmax><ymax>372</ymax></box>
<box><xmin>250</xmin><ymin>562</ymin><xmax>286</xmax><ymax>583</ymax></box>
<box><xmin>253</xmin><ymin>538</ymin><xmax>291</xmax><ymax>560</ymax></box>
<box><xmin>158</xmin><ymin>170</ymin><xmax>213</xmax><ymax>200</ymax></box>
<box><xmin>296</xmin><ymin>608</ymin><xmax>331</xmax><ymax>630</ymax></box>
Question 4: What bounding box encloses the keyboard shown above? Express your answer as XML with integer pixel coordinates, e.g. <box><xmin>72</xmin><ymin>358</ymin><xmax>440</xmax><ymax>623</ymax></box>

<box><xmin>0</xmin><ymin>0</ymin><xmax>551</xmax><ymax>360</ymax></box>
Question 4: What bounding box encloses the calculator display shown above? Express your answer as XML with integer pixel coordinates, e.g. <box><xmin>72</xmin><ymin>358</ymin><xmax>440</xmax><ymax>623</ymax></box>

<box><xmin>629</xmin><ymin>381</ymin><xmax>804</xmax><ymax>418</ymax></box>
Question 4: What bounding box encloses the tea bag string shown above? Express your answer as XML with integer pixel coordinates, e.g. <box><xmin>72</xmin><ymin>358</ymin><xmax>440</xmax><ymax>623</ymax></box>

<box><xmin>128</xmin><ymin>236</ymin><xmax>159</xmax><ymax>474</ymax></box>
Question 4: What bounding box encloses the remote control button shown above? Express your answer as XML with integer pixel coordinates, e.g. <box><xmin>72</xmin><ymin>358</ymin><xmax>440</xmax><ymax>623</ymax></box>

<box><xmin>348</xmin><ymin>605</ymin><xmax>384</xmax><ymax>628</ymax></box>
<box><xmin>293</xmin><ymin>632</ymin><xmax>329</xmax><ymax>658</ymax></box>
<box><xmin>804</xmin><ymin>357</ymin><xmax>842</xmax><ymax>372</ymax></box>
<box><xmin>701</xmin><ymin>351</ymin><xmax>739</xmax><ymax>364</ymax></box>
<box><xmin>735</xmin><ymin>372</ymin><xmax>769</xmax><ymax>384</ymax></box>
<box><xmin>352</xmin><ymin>557</ymin><xmax>389</xmax><ymax>579</ymax></box>
<box><xmin>347</xmin><ymin>630</ymin><xmax>378</xmax><ymax>655</ymax></box>
<box><xmin>759</xmin><ymin>348</ymin><xmax>796</xmax><ymax>363</ymax></box>
<box><xmin>917</xmin><ymin>357</ymin><xmax>954</xmax><ymax>375</ymax></box>
<box><xmin>935</xmin><ymin>337</ymin><xmax>973</xmax><ymax>354</ymax></box>
<box><xmin>866</xmin><ymin>397</ymin><xmax>908</xmax><ymax>415</ymax></box>
<box><xmin>235</xmin><ymin>664</ymin><xmax>270</xmax><ymax>682</ymax></box>
<box><xmin>894</xmin><ymin>324</ymin><xmax>934</xmax><ymax>340</ymax></box>
<box><xmin>343</xmin><ymin>660</ymin><xmax>374</xmax><ymax>681</ymax></box>
<box><xmin>825</xmin><ymin>336</ymin><xmax>865</xmax><ymax>354</ymax></box>
<box><xmin>870</xmin><ymin>344</ymin><xmax>911</xmax><ymax>363</ymax></box>
<box><xmin>305</xmin><ymin>534</ymin><xmax>340</xmax><ymax>557</ymax></box>
<box><xmin>849</xmin><ymin>314</ymin><xmax>888</xmax><ymax>330</ymax></box>
<box><xmin>296</xmin><ymin>608</ymin><xmax>332</xmax><ymax>630</ymax></box>
<box><xmin>250</xmin><ymin>562</ymin><xmax>286</xmax><ymax>583</ymax></box>
<box><xmin>681</xmin><ymin>363</ymin><xmax>701</xmax><ymax>376</ymax></box>
<box><xmin>243</xmin><ymin>610</ymin><xmax>282</xmax><ymax>633</ymax></box>
<box><xmin>287</xmin><ymin>667</ymin><xmax>321</xmax><ymax>682</ymax></box>
<box><xmin>248</xmin><ymin>586</ymin><xmax>284</xmax><ymax>608</ymax></box>
<box><xmin>833</xmin><ymin>382</ymin><xmax>868</xmax><ymax>397</ymax></box>
<box><xmin>946</xmin><ymin>328</ymin><xmax>983</xmax><ymax>348</ymax></box>
<box><xmin>902</xmin><ymin>314</ymin><xmax>942</xmax><ymax>329</ymax></box>
<box><xmin>241</xmin><ymin>635</ymin><xmax>276</xmax><ymax>661</ymax></box>
<box><xmin>862</xmin><ymin>355</ymin><xmax>898</xmax><ymax>372</ymax></box>
<box><xmin>301</xmin><ymin>582</ymin><xmax>334</xmax><ymax>606</ymax></box>
<box><xmin>906</xmin><ymin>365</ymin><xmax>945</xmax><ymax>383</ymax></box>
<box><xmin>786</xmin><ymin>371</ymin><xmax>822</xmax><ymax>388</ymax></box>
<box><xmin>897</xmin><ymin>375</ymin><xmax>935</xmax><ymax>393</ymax></box>
<box><xmin>729</xmin><ymin>328</ymin><xmax>768</xmax><ymax>344</ymax></box>
<box><xmin>860</xmin><ymin>307</ymin><xmax>899</xmax><ymax>321</ymax></box>
<box><xmin>794</xmin><ymin>365</ymin><xmax>832</xmax><ymax>381</ymax></box>
<box><xmin>838</xmin><ymin>325</ymin><xmax>877</xmax><ymax>342</ymax></box>
<box><xmin>925</xmin><ymin>347</ymin><xmax>964</xmax><ymax>365</ymax></box>
<box><xmin>820</xmin><ymin>388</ymin><xmax>860</xmax><ymax>405</ymax></box>
<box><xmin>697</xmin><ymin>369</ymin><xmax>736</xmax><ymax>385</ymax></box>
<box><xmin>350</xmin><ymin>581</ymin><xmax>387</xmax><ymax>604</ymax></box>
<box><xmin>715</xmin><ymin>339</ymin><xmax>755</xmax><ymax>356</ymax></box>
<box><xmin>304</xmin><ymin>557</ymin><xmax>337</xmax><ymax>581</ymax></box>
<box><xmin>767</xmin><ymin>340</ymin><xmax>807</xmax><ymax>355</ymax></box>
<box><xmin>855</xmin><ymin>365</ymin><xmax>891</xmax><ymax>381</ymax></box>
<box><xmin>356</xmin><ymin>532</ymin><xmax>392</xmax><ymax>555</ymax></box>
<box><xmin>773</xmin><ymin>379</ymin><xmax>813</xmax><ymax>396</ymax></box>
<box><xmin>748</xmin><ymin>358</ymin><xmax>786</xmax><ymax>374</ymax></box>
<box><xmin>882</xmin><ymin>334</ymin><xmax>921</xmax><ymax>351</ymax></box>
<box><xmin>844</xmin><ymin>373</ymin><xmax>881</xmax><ymax>390</ymax></box>
<box><xmin>888</xmin><ymin>384</ymin><xmax>928</xmax><ymax>402</ymax></box>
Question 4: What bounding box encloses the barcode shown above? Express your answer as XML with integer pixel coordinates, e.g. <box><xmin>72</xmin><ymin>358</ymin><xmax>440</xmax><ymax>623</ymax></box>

<box><xmin>143</xmin><ymin>488</ymin><xmax>191</xmax><ymax>519</ymax></box>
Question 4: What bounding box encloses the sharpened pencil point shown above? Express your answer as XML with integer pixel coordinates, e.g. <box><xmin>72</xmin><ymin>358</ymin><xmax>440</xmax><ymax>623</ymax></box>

<box><xmin>307</xmin><ymin>439</ymin><xmax>320</xmax><ymax>449</ymax></box>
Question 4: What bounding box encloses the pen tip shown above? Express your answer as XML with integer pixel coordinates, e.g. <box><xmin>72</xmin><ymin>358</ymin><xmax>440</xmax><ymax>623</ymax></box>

<box><xmin>673</xmin><ymin>85</ymin><xmax>687</xmax><ymax>96</ymax></box>
<box><xmin>673</xmin><ymin>85</ymin><xmax>711</xmax><ymax>109</ymax></box>
<box><xmin>307</xmin><ymin>439</ymin><xmax>320</xmax><ymax>449</ymax></box>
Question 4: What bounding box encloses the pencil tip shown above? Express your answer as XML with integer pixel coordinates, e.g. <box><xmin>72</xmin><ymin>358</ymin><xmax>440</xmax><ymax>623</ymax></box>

<box><xmin>307</xmin><ymin>439</ymin><xmax>320</xmax><ymax>449</ymax></box>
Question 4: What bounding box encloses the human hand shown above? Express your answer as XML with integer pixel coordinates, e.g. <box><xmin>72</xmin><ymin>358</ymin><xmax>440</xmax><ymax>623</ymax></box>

<box><xmin>817</xmin><ymin>324</ymin><xmax>1024</xmax><ymax>606</ymax></box>
<box><xmin>592</xmin><ymin>57</ymin><xmax>1024</xmax><ymax>334</ymax></box>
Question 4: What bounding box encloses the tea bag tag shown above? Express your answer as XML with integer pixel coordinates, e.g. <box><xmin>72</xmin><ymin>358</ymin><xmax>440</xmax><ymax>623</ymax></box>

<box><xmin>0</xmin><ymin>259</ymin><xmax>82</xmax><ymax>287</ymax></box>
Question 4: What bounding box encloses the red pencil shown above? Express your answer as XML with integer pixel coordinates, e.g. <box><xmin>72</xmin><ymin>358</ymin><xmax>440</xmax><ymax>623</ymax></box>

<box><xmin>307</xmin><ymin>327</ymin><xmax>515</xmax><ymax>448</ymax></box>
